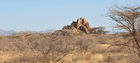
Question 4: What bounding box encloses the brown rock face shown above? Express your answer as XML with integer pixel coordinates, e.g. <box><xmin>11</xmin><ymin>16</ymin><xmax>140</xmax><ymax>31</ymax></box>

<box><xmin>62</xmin><ymin>17</ymin><xmax>90</xmax><ymax>33</ymax></box>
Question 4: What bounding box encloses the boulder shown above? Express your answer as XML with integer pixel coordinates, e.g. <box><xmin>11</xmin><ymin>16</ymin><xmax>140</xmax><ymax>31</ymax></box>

<box><xmin>62</xmin><ymin>17</ymin><xmax>91</xmax><ymax>33</ymax></box>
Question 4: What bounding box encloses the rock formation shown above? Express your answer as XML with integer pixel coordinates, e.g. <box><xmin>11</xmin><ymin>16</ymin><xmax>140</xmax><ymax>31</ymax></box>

<box><xmin>62</xmin><ymin>17</ymin><xmax>91</xmax><ymax>33</ymax></box>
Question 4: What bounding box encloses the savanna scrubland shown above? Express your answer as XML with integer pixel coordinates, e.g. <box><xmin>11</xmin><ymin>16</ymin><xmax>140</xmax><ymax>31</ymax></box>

<box><xmin>0</xmin><ymin>5</ymin><xmax>140</xmax><ymax>63</ymax></box>
<box><xmin>0</xmin><ymin>30</ymin><xmax>139</xmax><ymax>63</ymax></box>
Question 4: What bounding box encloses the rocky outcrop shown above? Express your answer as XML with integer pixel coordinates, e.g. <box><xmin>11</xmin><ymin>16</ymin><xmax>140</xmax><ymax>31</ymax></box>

<box><xmin>62</xmin><ymin>17</ymin><xmax>91</xmax><ymax>33</ymax></box>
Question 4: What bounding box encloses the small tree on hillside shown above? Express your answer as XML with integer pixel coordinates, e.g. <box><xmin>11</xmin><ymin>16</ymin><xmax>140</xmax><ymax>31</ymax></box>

<box><xmin>108</xmin><ymin>5</ymin><xmax>140</xmax><ymax>57</ymax></box>
<box><xmin>89</xmin><ymin>26</ymin><xmax>108</xmax><ymax>34</ymax></box>
<box><xmin>94</xmin><ymin>26</ymin><xmax>108</xmax><ymax>34</ymax></box>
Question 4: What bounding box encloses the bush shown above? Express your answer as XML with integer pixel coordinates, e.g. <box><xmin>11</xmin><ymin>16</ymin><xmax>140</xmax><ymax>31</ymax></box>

<box><xmin>89</xmin><ymin>26</ymin><xmax>108</xmax><ymax>34</ymax></box>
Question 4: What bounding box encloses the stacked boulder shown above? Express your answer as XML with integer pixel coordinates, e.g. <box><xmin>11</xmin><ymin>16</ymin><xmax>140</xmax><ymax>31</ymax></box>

<box><xmin>63</xmin><ymin>17</ymin><xmax>91</xmax><ymax>33</ymax></box>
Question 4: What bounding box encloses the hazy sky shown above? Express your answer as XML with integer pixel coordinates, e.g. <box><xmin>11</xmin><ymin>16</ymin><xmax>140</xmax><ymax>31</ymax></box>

<box><xmin>0</xmin><ymin>0</ymin><xmax>139</xmax><ymax>31</ymax></box>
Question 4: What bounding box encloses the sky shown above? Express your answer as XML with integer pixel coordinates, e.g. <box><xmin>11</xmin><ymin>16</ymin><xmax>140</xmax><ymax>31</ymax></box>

<box><xmin>0</xmin><ymin>0</ymin><xmax>140</xmax><ymax>31</ymax></box>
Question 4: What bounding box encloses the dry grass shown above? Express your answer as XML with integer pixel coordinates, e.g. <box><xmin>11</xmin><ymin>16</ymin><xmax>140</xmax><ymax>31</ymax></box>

<box><xmin>0</xmin><ymin>30</ymin><xmax>139</xmax><ymax>63</ymax></box>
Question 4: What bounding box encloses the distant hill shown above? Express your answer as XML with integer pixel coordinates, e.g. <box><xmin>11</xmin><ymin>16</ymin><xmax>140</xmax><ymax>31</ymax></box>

<box><xmin>0</xmin><ymin>29</ymin><xmax>17</xmax><ymax>36</ymax></box>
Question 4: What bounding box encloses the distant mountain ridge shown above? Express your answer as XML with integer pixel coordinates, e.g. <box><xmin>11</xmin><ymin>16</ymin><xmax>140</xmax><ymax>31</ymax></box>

<box><xmin>39</xmin><ymin>29</ymin><xmax>55</xmax><ymax>33</ymax></box>
<box><xmin>0</xmin><ymin>29</ymin><xmax>56</xmax><ymax>36</ymax></box>
<box><xmin>0</xmin><ymin>29</ymin><xmax>17</xmax><ymax>36</ymax></box>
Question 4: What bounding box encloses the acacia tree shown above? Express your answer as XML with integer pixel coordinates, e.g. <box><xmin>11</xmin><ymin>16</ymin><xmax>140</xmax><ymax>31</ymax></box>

<box><xmin>108</xmin><ymin>5</ymin><xmax>140</xmax><ymax>57</ymax></box>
